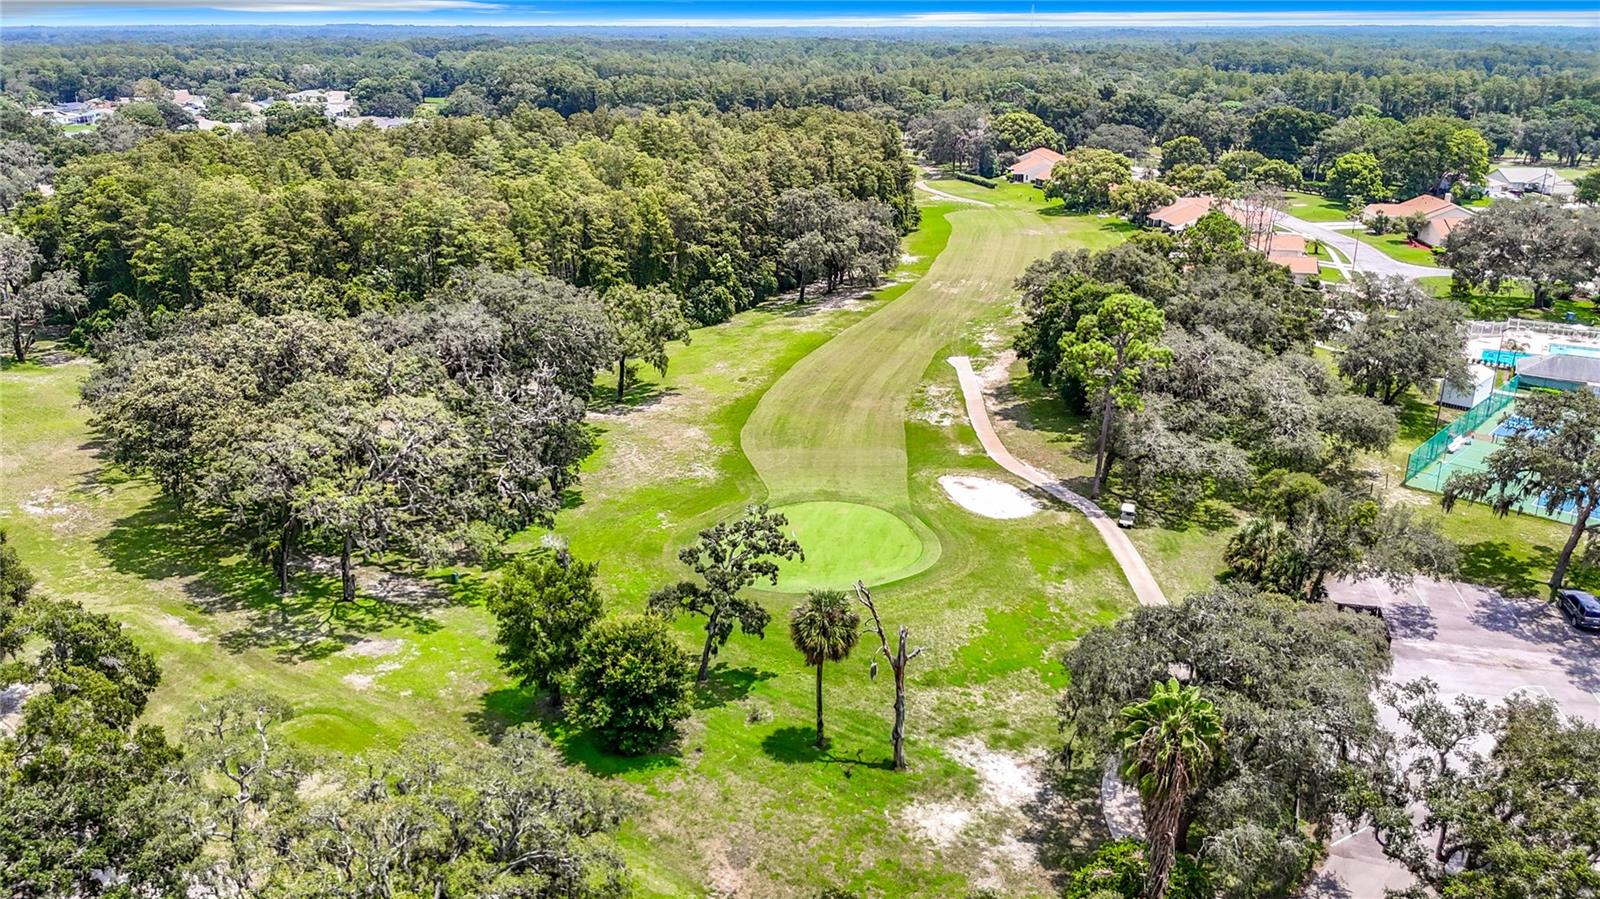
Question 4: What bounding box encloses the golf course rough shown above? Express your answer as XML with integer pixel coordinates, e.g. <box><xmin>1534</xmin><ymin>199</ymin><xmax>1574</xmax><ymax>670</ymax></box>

<box><xmin>743</xmin><ymin>186</ymin><xmax>1094</xmax><ymax>590</ymax></box>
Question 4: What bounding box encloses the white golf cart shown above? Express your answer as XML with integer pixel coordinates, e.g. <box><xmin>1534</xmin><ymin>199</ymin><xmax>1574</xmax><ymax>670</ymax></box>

<box><xmin>1117</xmin><ymin>501</ymin><xmax>1136</xmax><ymax>528</ymax></box>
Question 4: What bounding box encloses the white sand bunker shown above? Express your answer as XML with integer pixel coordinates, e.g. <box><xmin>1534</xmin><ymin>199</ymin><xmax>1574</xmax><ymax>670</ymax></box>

<box><xmin>938</xmin><ymin>476</ymin><xmax>1039</xmax><ymax>519</ymax></box>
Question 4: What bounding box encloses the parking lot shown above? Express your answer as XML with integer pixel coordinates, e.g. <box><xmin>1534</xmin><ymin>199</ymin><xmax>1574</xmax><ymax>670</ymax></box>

<box><xmin>1332</xmin><ymin>576</ymin><xmax>1600</xmax><ymax>725</ymax></box>
<box><xmin>1306</xmin><ymin>577</ymin><xmax>1600</xmax><ymax>898</ymax></box>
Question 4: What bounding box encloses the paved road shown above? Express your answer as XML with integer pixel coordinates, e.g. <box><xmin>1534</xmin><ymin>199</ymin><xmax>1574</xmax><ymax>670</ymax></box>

<box><xmin>1278</xmin><ymin>213</ymin><xmax>1447</xmax><ymax>281</ymax></box>
<box><xmin>914</xmin><ymin>179</ymin><xmax>994</xmax><ymax>207</ymax></box>
<box><xmin>948</xmin><ymin>355</ymin><xmax>1166</xmax><ymax>608</ymax></box>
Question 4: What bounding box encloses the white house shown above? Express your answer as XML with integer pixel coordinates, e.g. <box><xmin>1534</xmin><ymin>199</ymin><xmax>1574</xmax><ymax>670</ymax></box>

<box><xmin>1487</xmin><ymin>166</ymin><xmax>1575</xmax><ymax>198</ymax></box>
<box><xmin>1006</xmin><ymin>147</ymin><xmax>1065</xmax><ymax>185</ymax></box>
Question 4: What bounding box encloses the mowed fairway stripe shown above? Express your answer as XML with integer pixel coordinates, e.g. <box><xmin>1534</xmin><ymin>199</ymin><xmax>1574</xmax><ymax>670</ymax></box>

<box><xmin>741</xmin><ymin>193</ymin><xmax>1070</xmax><ymax>512</ymax></box>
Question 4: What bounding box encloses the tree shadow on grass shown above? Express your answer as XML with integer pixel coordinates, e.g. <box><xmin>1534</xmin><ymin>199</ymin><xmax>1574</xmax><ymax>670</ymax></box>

<box><xmin>1456</xmin><ymin>539</ymin><xmax>1552</xmax><ymax>599</ymax></box>
<box><xmin>693</xmin><ymin>664</ymin><xmax>776</xmax><ymax>709</ymax></box>
<box><xmin>470</xmin><ymin>685</ymin><xmax>683</xmax><ymax>776</ymax></box>
<box><xmin>94</xmin><ymin>495</ymin><xmax>445</xmax><ymax>663</ymax></box>
<box><xmin>588</xmin><ymin>380</ymin><xmax>676</xmax><ymax>414</ymax></box>
<box><xmin>759</xmin><ymin>725</ymin><xmax>894</xmax><ymax>774</ymax></box>
<box><xmin>467</xmin><ymin>684</ymin><xmax>546</xmax><ymax>741</ymax></box>
<box><xmin>1020</xmin><ymin>757</ymin><xmax>1113</xmax><ymax>893</ymax></box>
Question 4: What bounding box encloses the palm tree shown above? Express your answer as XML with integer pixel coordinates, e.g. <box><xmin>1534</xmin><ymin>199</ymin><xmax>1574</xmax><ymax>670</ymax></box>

<box><xmin>1117</xmin><ymin>679</ymin><xmax>1224</xmax><ymax>899</ymax></box>
<box><xmin>788</xmin><ymin>589</ymin><xmax>860</xmax><ymax>749</ymax></box>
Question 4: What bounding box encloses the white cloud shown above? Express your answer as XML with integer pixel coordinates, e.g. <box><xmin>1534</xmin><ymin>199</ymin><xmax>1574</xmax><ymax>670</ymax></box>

<box><xmin>4</xmin><ymin>0</ymin><xmax>504</xmax><ymax>12</ymax></box>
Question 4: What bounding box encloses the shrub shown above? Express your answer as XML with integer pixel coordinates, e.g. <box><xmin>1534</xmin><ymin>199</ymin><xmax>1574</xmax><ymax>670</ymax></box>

<box><xmin>952</xmin><ymin>171</ymin><xmax>998</xmax><ymax>189</ymax></box>
<box><xmin>568</xmin><ymin>614</ymin><xmax>692</xmax><ymax>755</ymax></box>
<box><xmin>1065</xmin><ymin>839</ymin><xmax>1208</xmax><ymax>899</ymax></box>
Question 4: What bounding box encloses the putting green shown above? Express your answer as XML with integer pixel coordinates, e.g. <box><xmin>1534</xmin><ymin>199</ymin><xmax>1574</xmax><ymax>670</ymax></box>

<box><xmin>768</xmin><ymin>501</ymin><xmax>936</xmax><ymax>593</ymax></box>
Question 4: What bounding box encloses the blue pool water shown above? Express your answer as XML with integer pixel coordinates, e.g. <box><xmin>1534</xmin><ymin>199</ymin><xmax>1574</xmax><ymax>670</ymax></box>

<box><xmin>1549</xmin><ymin>343</ymin><xmax>1600</xmax><ymax>358</ymax></box>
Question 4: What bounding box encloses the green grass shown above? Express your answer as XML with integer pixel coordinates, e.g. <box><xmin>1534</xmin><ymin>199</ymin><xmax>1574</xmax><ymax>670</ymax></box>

<box><xmin>62</xmin><ymin>123</ymin><xmax>96</xmax><ymax>134</ymax></box>
<box><xmin>743</xmin><ymin>178</ymin><xmax>1122</xmax><ymax>512</ymax></box>
<box><xmin>1351</xmin><ymin>230</ymin><xmax>1440</xmax><ymax>267</ymax></box>
<box><xmin>1418</xmin><ymin>276</ymin><xmax>1600</xmax><ymax>325</ymax></box>
<box><xmin>770</xmin><ymin>501</ymin><xmax>931</xmax><ymax>592</ymax></box>
<box><xmin>1284</xmin><ymin>191</ymin><xmax>1350</xmax><ymax>223</ymax></box>
<box><xmin>0</xmin><ymin>182</ymin><xmax>1138</xmax><ymax>896</ymax></box>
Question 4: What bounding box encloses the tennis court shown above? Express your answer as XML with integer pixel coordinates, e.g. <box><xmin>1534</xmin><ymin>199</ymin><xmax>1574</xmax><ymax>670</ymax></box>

<box><xmin>1401</xmin><ymin>376</ymin><xmax>1584</xmax><ymax>524</ymax></box>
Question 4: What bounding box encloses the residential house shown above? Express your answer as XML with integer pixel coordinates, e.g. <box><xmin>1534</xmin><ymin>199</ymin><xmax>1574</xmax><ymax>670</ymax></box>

<box><xmin>1148</xmin><ymin>197</ymin><xmax>1320</xmax><ymax>283</ymax></box>
<box><xmin>1359</xmin><ymin>194</ymin><xmax>1473</xmax><ymax>247</ymax></box>
<box><xmin>1006</xmin><ymin>147</ymin><xmax>1064</xmax><ymax>185</ymax></box>
<box><xmin>170</xmin><ymin>89</ymin><xmax>207</xmax><ymax>112</ymax></box>
<box><xmin>1486</xmin><ymin>166</ymin><xmax>1575</xmax><ymax>198</ymax></box>
<box><xmin>1147</xmin><ymin>195</ymin><xmax>1219</xmax><ymax>231</ymax></box>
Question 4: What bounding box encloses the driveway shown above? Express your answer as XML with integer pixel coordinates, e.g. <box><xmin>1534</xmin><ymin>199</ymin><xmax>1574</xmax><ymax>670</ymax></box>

<box><xmin>1303</xmin><ymin>577</ymin><xmax>1600</xmax><ymax>897</ymax></box>
<box><xmin>1279</xmin><ymin>213</ymin><xmax>1447</xmax><ymax>282</ymax></box>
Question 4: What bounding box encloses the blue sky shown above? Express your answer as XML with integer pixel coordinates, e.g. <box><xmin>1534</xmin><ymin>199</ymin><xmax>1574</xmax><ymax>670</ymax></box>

<box><xmin>4</xmin><ymin>0</ymin><xmax>1597</xmax><ymax>28</ymax></box>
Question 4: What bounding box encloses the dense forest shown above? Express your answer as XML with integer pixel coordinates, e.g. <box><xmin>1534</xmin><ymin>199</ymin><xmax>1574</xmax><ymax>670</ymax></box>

<box><xmin>10</xmin><ymin>106</ymin><xmax>914</xmax><ymax>331</ymax></box>
<box><xmin>5</xmin><ymin>30</ymin><xmax>1599</xmax><ymax>121</ymax></box>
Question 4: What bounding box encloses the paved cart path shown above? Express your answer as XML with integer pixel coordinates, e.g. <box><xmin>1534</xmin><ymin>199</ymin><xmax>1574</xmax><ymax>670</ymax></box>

<box><xmin>947</xmin><ymin>355</ymin><xmax>1167</xmax><ymax>608</ymax></box>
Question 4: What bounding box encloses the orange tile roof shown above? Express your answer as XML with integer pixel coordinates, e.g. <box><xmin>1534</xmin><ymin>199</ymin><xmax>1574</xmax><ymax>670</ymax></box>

<box><xmin>1361</xmin><ymin>194</ymin><xmax>1463</xmax><ymax>220</ymax></box>
<box><xmin>1149</xmin><ymin>195</ymin><xmax>1216</xmax><ymax>229</ymax></box>
<box><xmin>1008</xmin><ymin>147</ymin><xmax>1065</xmax><ymax>180</ymax></box>
<box><xmin>1269</xmin><ymin>233</ymin><xmax>1306</xmax><ymax>255</ymax></box>
<box><xmin>1012</xmin><ymin>147</ymin><xmax>1064</xmax><ymax>166</ymax></box>
<box><xmin>1269</xmin><ymin>253</ymin><xmax>1320</xmax><ymax>276</ymax></box>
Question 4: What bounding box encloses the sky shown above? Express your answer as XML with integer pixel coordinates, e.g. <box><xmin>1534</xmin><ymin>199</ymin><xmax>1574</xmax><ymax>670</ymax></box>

<box><xmin>2</xmin><ymin>0</ymin><xmax>1597</xmax><ymax>29</ymax></box>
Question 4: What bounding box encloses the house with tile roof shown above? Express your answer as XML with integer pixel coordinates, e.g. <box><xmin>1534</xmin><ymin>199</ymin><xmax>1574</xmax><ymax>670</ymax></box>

<box><xmin>1359</xmin><ymin>194</ymin><xmax>1473</xmax><ymax>247</ymax></box>
<box><xmin>1006</xmin><ymin>147</ymin><xmax>1065</xmax><ymax>185</ymax></box>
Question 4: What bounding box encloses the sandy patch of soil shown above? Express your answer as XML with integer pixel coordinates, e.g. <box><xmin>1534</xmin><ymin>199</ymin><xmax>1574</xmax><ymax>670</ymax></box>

<box><xmin>705</xmin><ymin>835</ymin><xmax>754</xmax><ymax>898</ymax></box>
<box><xmin>0</xmin><ymin>684</ymin><xmax>41</xmax><ymax>737</ymax></box>
<box><xmin>154</xmin><ymin>613</ymin><xmax>209</xmax><ymax>643</ymax></box>
<box><xmin>341</xmin><ymin>673</ymin><xmax>375</xmax><ymax>690</ymax></box>
<box><xmin>948</xmin><ymin>738</ymin><xmax>1044</xmax><ymax>809</ymax></box>
<box><xmin>939</xmin><ymin>475</ymin><xmax>1040</xmax><ymax>519</ymax></box>
<box><xmin>20</xmin><ymin>488</ymin><xmax>71</xmax><ymax>517</ymax></box>
<box><xmin>910</xmin><ymin>382</ymin><xmax>960</xmax><ymax>426</ymax></box>
<box><xmin>904</xmin><ymin>800</ymin><xmax>974</xmax><ymax>847</ymax></box>
<box><xmin>340</xmin><ymin>637</ymin><xmax>406</xmax><ymax>659</ymax></box>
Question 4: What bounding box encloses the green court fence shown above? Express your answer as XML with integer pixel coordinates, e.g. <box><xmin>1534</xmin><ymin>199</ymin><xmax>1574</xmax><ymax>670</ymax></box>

<box><xmin>1403</xmin><ymin>375</ymin><xmax>1520</xmax><ymax>483</ymax></box>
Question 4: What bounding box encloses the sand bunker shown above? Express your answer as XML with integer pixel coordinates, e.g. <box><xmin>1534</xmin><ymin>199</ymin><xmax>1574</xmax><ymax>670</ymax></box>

<box><xmin>938</xmin><ymin>476</ymin><xmax>1039</xmax><ymax>519</ymax></box>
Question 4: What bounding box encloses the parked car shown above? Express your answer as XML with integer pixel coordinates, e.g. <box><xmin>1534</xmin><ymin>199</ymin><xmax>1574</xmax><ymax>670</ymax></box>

<box><xmin>1117</xmin><ymin>502</ymin><xmax>1136</xmax><ymax>528</ymax></box>
<box><xmin>1557</xmin><ymin>589</ymin><xmax>1600</xmax><ymax>631</ymax></box>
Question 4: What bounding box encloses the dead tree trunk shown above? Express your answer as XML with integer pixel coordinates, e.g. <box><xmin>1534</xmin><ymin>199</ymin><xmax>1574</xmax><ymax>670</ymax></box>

<box><xmin>855</xmin><ymin>581</ymin><xmax>925</xmax><ymax>772</ymax></box>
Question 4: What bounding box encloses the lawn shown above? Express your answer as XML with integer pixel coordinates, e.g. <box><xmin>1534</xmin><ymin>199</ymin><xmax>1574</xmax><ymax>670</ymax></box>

<box><xmin>0</xmin><ymin>180</ymin><xmax>1137</xmax><ymax>896</ymax></box>
<box><xmin>1351</xmin><ymin>229</ymin><xmax>1440</xmax><ymax>267</ymax></box>
<box><xmin>1418</xmin><ymin>276</ymin><xmax>1600</xmax><ymax>325</ymax></box>
<box><xmin>1284</xmin><ymin>190</ymin><xmax>1350</xmax><ymax>223</ymax></box>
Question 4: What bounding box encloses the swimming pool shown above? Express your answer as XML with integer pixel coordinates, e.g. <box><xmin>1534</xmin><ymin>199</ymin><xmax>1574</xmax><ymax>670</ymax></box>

<box><xmin>1549</xmin><ymin>343</ymin><xmax>1600</xmax><ymax>358</ymax></box>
